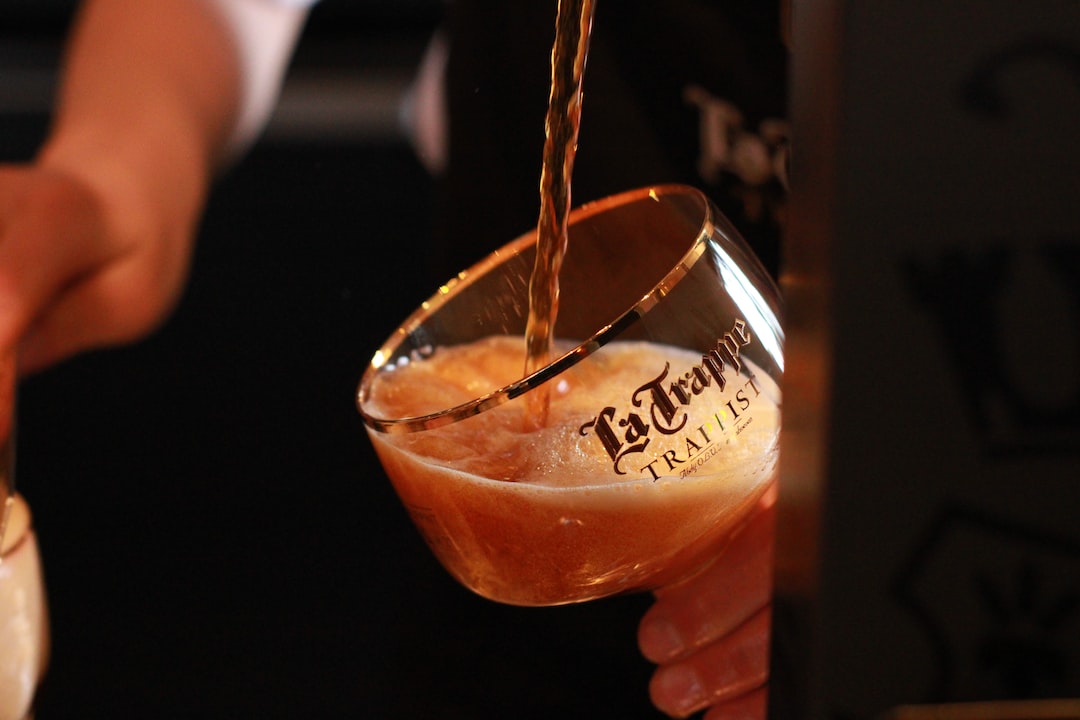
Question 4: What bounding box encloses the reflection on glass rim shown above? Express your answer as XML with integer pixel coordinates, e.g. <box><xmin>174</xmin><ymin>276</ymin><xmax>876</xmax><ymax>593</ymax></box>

<box><xmin>357</xmin><ymin>184</ymin><xmax>714</xmax><ymax>435</ymax></box>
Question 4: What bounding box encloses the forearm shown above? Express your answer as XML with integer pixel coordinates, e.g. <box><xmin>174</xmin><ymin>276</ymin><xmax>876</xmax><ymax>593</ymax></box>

<box><xmin>36</xmin><ymin>0</ymin><xmax>242</xmax><ymax>264</ymax></box>
<box><xmin>0</xmin><ymin>0</ymin><xmax>310</xmax><ymax>372</ymax></box>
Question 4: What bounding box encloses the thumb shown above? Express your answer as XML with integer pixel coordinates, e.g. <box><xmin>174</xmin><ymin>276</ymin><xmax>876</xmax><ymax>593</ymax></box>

<box><xmin>0</xmin><ymin>166</ymin><xmax>117</xmax><ymax>368</ymax></box>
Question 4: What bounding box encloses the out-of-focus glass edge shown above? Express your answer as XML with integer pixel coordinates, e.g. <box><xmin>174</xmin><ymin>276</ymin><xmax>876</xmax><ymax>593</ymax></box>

<box><xmin>0</xmin><ymin>379</ymin><xmax>14</xmax><ymax>561</ymax></box>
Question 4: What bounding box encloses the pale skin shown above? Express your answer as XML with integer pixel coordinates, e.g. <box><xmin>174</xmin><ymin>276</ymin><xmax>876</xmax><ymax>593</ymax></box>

<box><xmin>639</xmin><ymin>487</ymin><xmax>775</xmax><ymax>719</ymax></box>
<box><xmin>0</xmin><ymin>2</ymin><xmax>772</xmax><ymax>716</ymax></box>
<box><xmin>0</xmin><ymin>0</ymin><xmax>239</xmax><ymax>376</ymax></box>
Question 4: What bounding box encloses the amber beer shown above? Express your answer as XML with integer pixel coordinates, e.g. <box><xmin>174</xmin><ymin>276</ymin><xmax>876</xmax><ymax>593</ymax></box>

<box><xmin>358</xmin><ymin>185</ymin><xmax>783</xmax><ymax>607</ymax></box>
<box><xmin>365</xmin><ymin>335</ymin><xmax>779</xmax><ymax>606</ymax></box>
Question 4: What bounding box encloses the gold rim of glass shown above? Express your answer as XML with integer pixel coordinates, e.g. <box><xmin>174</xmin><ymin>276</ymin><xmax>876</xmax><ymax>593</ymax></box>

<box><xmin>356</xmin><ymin>183</ymin><xmax>714</xmax><ymax>435</ymax></box>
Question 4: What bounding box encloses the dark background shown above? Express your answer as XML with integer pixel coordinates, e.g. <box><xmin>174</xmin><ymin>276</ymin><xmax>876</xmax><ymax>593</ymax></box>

<box><xmin>3</xmin><ymin>2</ymin><xmax>661</xmax><ymax>717</ymax></box>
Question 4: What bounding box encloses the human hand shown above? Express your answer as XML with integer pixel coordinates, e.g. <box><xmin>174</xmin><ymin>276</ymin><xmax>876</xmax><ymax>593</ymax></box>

<box><xmin>0</xmin><ymin>164</ymin><xmax>191</xmax><ymax>375</ymax></box>
<box><xmin>0</xmin><ymin>0</ymin><xmax>258</xmax><ymax>377</ymax></box>
<box><xmin>638</xmin><ymin>487</ymin><xmax>776</xmax><ymax>719</ymax></box>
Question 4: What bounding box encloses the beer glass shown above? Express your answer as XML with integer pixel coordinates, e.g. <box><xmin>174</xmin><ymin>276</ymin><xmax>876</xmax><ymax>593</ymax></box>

<box><xmin>2</xmin><ymin>353</ymin><xmax>48</xmax><ymax>720</ymax></box>
<box><xmin>0</xmin><ymin>494</ymin><xmax>48</xmax><ymax>720</ymax></box>
<box><xmin>357</xmin><ymin>185</ymin><xmax>783</xmax><ymax>606</ymax></box>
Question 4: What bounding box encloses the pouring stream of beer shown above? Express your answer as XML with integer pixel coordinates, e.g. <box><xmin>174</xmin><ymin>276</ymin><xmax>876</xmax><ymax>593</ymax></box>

<box><xmin>524</xmin><ymin>0</ymin><xmax>596</xmax><ymax>429</ymax></box>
